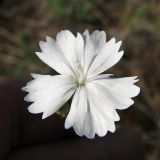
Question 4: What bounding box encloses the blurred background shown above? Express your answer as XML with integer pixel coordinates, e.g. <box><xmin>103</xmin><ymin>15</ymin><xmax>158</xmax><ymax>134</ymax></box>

<box><xmin>0</xmin><ymin>0</ymin><xmax>160</xmax><ymax>159</ymax></box>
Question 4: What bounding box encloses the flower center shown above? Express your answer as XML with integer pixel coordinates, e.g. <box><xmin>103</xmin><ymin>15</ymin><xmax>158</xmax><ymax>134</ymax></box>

<box><xmin>74</xmin><ymin>61</ymin><xmax>86</xmax><ymax>87</ymax></box>
<box><xmin>77</xmin><ymin>77</ymin><xmax>85</xmax><ymax>86</ymax></box>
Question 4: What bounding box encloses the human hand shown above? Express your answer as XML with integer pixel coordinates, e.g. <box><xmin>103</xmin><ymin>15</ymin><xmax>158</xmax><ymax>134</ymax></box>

<box><xmin>0</xmin><ymin>76</ymin><xmax>144</xmax><ymax>160</ymax></box>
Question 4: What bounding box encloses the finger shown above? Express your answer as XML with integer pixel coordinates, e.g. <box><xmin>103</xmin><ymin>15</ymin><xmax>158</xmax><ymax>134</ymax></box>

<box><xmin>0</xmin><ymin>77</ymin><xmax>11</xmax><ymax>159</ymax></box>
<box><xmin>6</xmin><ymin>128</ymin><xmax>144</xmax><ymax>160</ymax></box>
<box><xmin>0</xmin><ymin>77</ymin><xmax>74</xmax><ymax>148</ymax></box>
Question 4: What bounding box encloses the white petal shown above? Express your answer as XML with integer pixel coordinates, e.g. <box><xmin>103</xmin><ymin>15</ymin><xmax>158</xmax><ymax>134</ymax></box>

<box><xmin>72</xmin><ymin>87</ymin><xmax>87</xmax><ymax>135</ymax></box>
<box><xmin>72</xmin><ymin>87</ymin><xmax>93</xmax><ymax>137</ymax></box>
<box><xmin>90</xmin><ymin>75</ymin><xmax>140</xmax><ymax>110</ymax></box>
<box><xmin>82</xmin><ymin>111</ymin><xmax>95</xmax><ymax>139</ymax></box>
<box><xmin>87</xmin><ymin>84</ymin><xmax>116</xmax><ymax>135</ymax></box>
<box><xmin>87</xmin><ymin>39</ymin><xmax>123</xmax><ymax>77</ymax></box>
<box><xmin>75</xmin><ymin>33</ymin><xmax>84</xmax><ymax>67</ymax></box>
<box><xmin>65</xmin><ymin>88</ymin><xmax>80</xmax><ymax>129</ymax></box>
<box><xmin>87</xmin><ymin>74</ymin><xmax>113</xmax><ymax>82</ymax></box>
<box><xmin>36</xmin><ymin>38</ymin><xmax>74</xmax><ymax>76</ymax></box>
<box><xmin>65</xmin><ymin>87</ymin><xmax>95</xmax><ymax>139</ymax></box>
<box><xmin>72</xmin><ymin>33</ymin><xmax>85</xmax><ymax>78</ymax></box>
<box><xmin>82</xmin><ymin>29</ymin><xmax>89</xmax><ymax>43</ymax></box>
<box><xmin>42</xmin><ymin>88</ymin><xmax>74</xmax><ymax>119</ymax></box>
<box><xmin>56</xmin><ymin>30</ymin><xmax>76</xmax><ymax>68</ymax></box>
<box><xmin>87</xmin><ymin>83</ymin><xmax>115</xmax><ymax>119</ymax></box>
<box><xmin>89</xmin><ymin>30</ymin><xmax>106</xmax><ymax>53</ymax></box>
<box><xmin>92</xmin><ymin>75</ymin><xmax>140</xmax><ymax>98</ymax></box>
<box><xmin>83</xmin><ymin>30</ymin><xmax>106</xmax><ymax>75</ymax></box>
<box><xmin>23</xmin><ymin>74</ymin><xmax>76</xmax><ymax>119</ymax></box>
<box><xmin>108</xmin><ymin>76</ymin><xmax>139</xmax><ymax>84</ymax></box>
<box><xmin>86</xmin><ymin>83</ymin><xmax>121</xmax><ymax>136</ymax></box>
<box><xmin>114</xmin><ymin>110</ymin><xmax>120</xmax><ymax>121</ymax></box>
<box><xmin>65</xmin><ymin>82</ymin><xmax>118</xmax><ymax>138</ymax></box>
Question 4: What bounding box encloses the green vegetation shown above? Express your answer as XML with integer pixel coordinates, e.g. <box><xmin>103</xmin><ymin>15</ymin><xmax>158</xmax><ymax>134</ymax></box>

<box><xmin>46</xmin><ymin>0</ymin><xmax>94</xmax><ymax>21</ymax></box>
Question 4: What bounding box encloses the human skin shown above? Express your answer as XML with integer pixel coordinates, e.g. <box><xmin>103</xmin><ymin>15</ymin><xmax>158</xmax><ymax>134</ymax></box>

<box><xmin>0</xmin><ymin>76</ymin><xmax>145</xmax><ymax>160</ymax></box>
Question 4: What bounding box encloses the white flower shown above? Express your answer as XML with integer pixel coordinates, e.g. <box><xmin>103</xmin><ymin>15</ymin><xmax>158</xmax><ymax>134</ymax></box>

<box><xmin>22</xmin><ymin>30</ymin><xmax>140</xmax><ymax>139</ymax></box>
